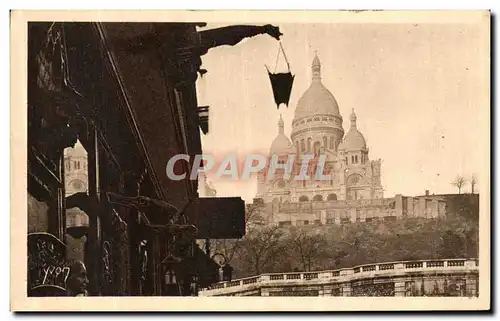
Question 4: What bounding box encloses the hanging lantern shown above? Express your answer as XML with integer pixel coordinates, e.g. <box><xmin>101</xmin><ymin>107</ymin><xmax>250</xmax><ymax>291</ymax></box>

<box><xmin>165</xmin><ymin>269</ymin><xmax>177</xmax><ymax>285</ymax></box>
<box><xmin>266</xmin><ymin>42</ymin><xmax>295</xmax><ymax>109</ymax></box>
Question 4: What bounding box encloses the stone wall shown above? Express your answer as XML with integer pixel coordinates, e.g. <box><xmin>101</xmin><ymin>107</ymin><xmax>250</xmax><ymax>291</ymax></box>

<box><xmin>264</xmin><ymin>194</ymin><xmax>447</xmax><ymax>226</ymax></box>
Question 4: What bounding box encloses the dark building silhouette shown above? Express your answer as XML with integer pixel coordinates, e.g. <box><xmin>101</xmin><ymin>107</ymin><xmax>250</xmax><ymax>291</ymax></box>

<box><xmin>27</xmin><ymin>22</ymin><xmax>280</xmax><ymax>296</ymax></box>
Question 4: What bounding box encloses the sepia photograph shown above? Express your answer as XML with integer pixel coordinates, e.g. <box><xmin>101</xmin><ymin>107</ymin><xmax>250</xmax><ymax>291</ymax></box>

<box><xmin>10</xmin><ymin>10</ymin><xmax>490</xmax><ymax>311</ymax></box>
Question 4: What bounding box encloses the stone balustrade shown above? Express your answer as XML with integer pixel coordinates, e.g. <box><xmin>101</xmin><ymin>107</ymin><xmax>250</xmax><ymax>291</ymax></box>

<box><xmin>199</xmin><ymin>258</ymin><xmax>478</xmax><ymax>297</ymax></box>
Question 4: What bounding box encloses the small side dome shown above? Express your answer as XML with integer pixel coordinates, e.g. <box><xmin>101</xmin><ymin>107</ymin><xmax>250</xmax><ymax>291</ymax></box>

<box><xmin>344</xmin><ymin>130</ymin><xmax>367</xmax><ymax>151</ymax></box>
<box><xmin>270</xmin><ymin>135</ymin><xmax>294</xmax><ymax>155</ymax></box>
<box><xmin>343</xmin><ymin>109</ymin><xmax>367</xmax><ymax>151</ymax></box>
<box><xmin>270</xmin><ymin>115</ymin><xmax>295</xmax><ymax>155</ymax></box>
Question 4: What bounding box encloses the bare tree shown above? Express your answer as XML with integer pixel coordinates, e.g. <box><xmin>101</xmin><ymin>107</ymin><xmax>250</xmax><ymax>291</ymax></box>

<box><xmin>451</xmin><ymin>175</ymin><xmax>467</xmax><ymax>194</ymax></box>
<box><xmin>285</xmin><ymin>228</ymin><xmax>330</xmax><ymax>272</ymax></box>
<box><xmin>470</xmin><ymin>175</ymin><xmax>477</xmax><ymax>194</ymax></box>
<box><xmin>238</xmin><ymin>226</ymin><xmax>285</xmax><ymax>275</ymax></box>
<box><xmin>209</xmin><ymin>238</ymin><xmax>241</xmax><ymax>266</ymax></box>
<box><xmin>245</xmin><ymin>203</ymin><xmax>266</xmax><ymax>231</ymax></box>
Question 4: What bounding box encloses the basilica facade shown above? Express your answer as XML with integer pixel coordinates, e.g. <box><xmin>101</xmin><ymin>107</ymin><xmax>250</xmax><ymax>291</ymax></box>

<box><xmin>256</xmin><ymin>54</ymin><xmax>383</xmax><ymax>204</ymax></box>
<box><xmin>255</xmin><ymin>55</ymin><xmax>444</xmax><ymax>226</ymax></box>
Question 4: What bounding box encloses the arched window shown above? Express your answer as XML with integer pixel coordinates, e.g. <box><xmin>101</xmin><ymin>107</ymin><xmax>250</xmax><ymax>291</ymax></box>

<box><xmin>345</xmin><ymin>157</ymin><xmax>348</xmax><ymax>164</ymax></box>
<box><xmin>355</xmin><ymin>155</ymin><xmax>358</xmax><ymax>163</ymax></box>
<box><xmin>351</xmin><ymin>155</ymin><xmax>355</xmax><ymax>164</ymax></box>
<box><xmin>299</xmin><ymin>195</ymin><xmax>309</xmax><ymax>202</ymax></box>
<box><xmin>307</xmin><ymin>138</ymin><xmax>312</xmax><ymax>153</ymax></box>
<box><xmin>330</xmin><ymin>136</ymin><xmax>334</xmax><ymax>150</ymax></box>
<box><xmin>301</xmin><ymin>139</ymin><xmax>305</xmax><ymax>152</ymax></box>
<box><xmin>323</xmin><ymin>136</ymin><xmax>328</xmax><ymax>149</ymax></box>
<box><xmin>327</xmin><ymin>193</ymin><xmax>338</xmax><ymax>201</ymax></box>
<box><xmin>313</xmin><ymin>195</ymin><xmax>323</xmax><ymax>202</ymax></box>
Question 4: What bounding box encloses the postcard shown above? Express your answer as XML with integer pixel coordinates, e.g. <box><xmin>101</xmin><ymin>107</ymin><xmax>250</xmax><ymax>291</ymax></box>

<box><xmin>11</xmin><ymin>10</ymin><xmax>490</xmax><ymax>311</ymax></box>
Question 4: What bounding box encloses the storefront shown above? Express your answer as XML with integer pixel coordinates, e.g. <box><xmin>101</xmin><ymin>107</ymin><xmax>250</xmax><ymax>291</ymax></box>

<box><xmin>27</xmin><ymin>21</ymin><xmax>283</xmax><ymax>296</ymax></box>
<box><xmin>27</xmin><ymin>22</ymin><xmax>233</xmax><ymax>296</ymax></box>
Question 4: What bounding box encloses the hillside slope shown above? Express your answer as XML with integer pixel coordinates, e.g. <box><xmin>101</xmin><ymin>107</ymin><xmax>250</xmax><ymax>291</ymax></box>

<box><xmin>216</xmin><ymin>194</ymin><xmax>480</xmax><ymax>279</ymax></box>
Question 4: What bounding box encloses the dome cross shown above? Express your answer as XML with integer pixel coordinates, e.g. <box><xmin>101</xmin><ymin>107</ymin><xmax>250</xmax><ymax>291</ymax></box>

<box><xmin>350</xmin><ymin>108</ymin><xmax>357</xmax><ymax>128</ymax></box>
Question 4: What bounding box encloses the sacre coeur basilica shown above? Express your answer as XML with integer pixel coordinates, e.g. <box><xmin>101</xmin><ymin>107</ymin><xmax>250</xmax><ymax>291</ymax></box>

<box><xmin>253</xmin><ymin>54</ymin><xmax>446</xmax><ymax>227</ymax></box>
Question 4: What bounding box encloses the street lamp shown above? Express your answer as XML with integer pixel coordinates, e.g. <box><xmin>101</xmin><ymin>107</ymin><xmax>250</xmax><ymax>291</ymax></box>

<box><xmin>190</xmin><ymin>275</ymin><xmax>199</xmax><ymax>296</ymax></box>
<box><xmin>162</xmin><ymin>254</ymin><xmax>181</xmax><ymax>295</ymax></box>
<box><xmin>211</xmin><ymin>252</ymin><xmax>233</xmax><ymax>282</ymax></box>
<box><xmin>165</xmin><ymin>269</ymin><xmax>176</xmax><ymax>285</ymax></box>
<box><xmin>211</xmin><ymin>253</ymin><xmax>227</xmax><ymax>267</ymax></box>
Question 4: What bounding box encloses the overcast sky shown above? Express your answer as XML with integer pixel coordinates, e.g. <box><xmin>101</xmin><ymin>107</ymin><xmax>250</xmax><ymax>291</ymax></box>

<box><xmin>196</xmin><ymin>21</ymin><xmax>488</xmax><ymax>203</ymax></box>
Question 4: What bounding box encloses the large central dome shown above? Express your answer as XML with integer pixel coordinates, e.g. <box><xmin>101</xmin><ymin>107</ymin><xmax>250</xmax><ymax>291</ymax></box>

<box><xmin>293</xmin><ymin>55</ymin><xmax>340</xmax><ymax>121</ymax></box>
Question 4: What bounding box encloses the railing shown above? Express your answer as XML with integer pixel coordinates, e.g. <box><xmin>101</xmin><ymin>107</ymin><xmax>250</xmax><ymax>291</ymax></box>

<box><xmin>227</xmin><ymin>281</ymin><xmax>240</xmax><ymax>288</ymax></box>
<box><xmin>270</xmin><ymin>274</ymin><xmax>284</xmax><ymax>281</ymax></box>
<box><xmin>378</xmin><ymin>263</ymin><xmax>394</xmax><ymax>270</ymax></box>
<box><xmin>210</xmin><ymin>282</ymin><xmax>226</xmax><ymax>290</ymax></box>
<box><xmin>304</xmin><ymin>273</ymin><xmax>318</xmax><ymax>280</ymax></box>
<box><xmin>242</xmin><ymin>277</ymin><xmax>259</xmax><ymax>285</ymax></box>
<box><xmin>200</xmin><ymin>258</ymin><xmax>478</xmax><ymax>295</ymax></box>
<box><xmin>448</xmin><ymin>260</ymin><xmax>466</xmax><ymax>267</ymax></box>
<box><xmin>426</xmin><ymin>261</ymin><xmax>445</xmax><ymax>268</ymax></box>
<box><xmin>405</xmin><ymin>262</ymin><xmax>424</xmax><ymax>269</ymax></box>
<box><xmin>362</xmin><ymin>265</ymin><xmax>376</xmax><ymax>272</ymax></box>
